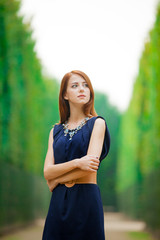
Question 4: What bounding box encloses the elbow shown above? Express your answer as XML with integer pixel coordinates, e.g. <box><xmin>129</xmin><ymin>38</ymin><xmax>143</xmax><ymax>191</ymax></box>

<box><xmin>43</xmin><ymin>167</ymin><xmax>50</xmax><ymax>180</ymax></box>
<box><xmin>43</xmin><ymin>166</ymin><xmax>56</xmax><ymax>180</ymax></box>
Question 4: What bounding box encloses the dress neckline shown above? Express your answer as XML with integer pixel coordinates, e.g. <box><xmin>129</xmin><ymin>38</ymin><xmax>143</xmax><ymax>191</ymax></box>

<box><xmin>67</xmin><ymin>116</ymin><xmax>95</xmax><ymax>130</ymax></box>
<box><xmin>61</xmin><ymin>116</ymin><xmax>95</xmax><ymax>140</ymax></box>
<box><xmin>60</xmin><ymin>116</ymin><xmax>95</xmax><ymax>129</ymax></box>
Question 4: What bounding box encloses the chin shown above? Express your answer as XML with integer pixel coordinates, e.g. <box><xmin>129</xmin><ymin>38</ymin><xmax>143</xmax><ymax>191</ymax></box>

<box><xmin>73</xmin><ymin>101</ymin><xmax>87</xmax><ymax>107</ymax></box>
<box><xmin>78</xmin><ymin>97</ymin><xmax>89</xmax><ymax>102</ymax></box>
<box><xmin>78</xmin><ymin>99</ymin><xmax>88</xmax><ymax>104</ymax></box>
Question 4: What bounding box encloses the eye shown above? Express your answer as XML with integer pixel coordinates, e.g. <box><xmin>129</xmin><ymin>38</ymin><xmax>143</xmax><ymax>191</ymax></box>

<box><xmin>83</xmin><ymin>83</ymin><xmax>89</xmax><ymax>87</ymax></box>
<box><xmin>71</xmin><ymin>84</ymin><xmax>78</xmax><ymax>88</ymax></box>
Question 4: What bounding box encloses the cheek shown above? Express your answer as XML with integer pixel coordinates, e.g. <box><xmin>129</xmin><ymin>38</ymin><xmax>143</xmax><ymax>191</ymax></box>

<box><xmin>86</xmin><ymin>89</ymin><xmax>91</xmax><ymax>100</ymax></box>
<box><xmin>86</xmin><ymin>88</ymin><xmax>90</xmax><ymax>95</ymax></box>
<box><xmin>68</xmin><ymin>89</ymin><xmax>78</xmax><ymax>100</ymax></box>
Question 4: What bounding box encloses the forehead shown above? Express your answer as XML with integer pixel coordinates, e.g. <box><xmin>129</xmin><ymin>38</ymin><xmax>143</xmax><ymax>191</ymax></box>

<box><xmin>69</xmin><ymin>74</ymin><xmax>86</xmax><ymax>84</ymax></box>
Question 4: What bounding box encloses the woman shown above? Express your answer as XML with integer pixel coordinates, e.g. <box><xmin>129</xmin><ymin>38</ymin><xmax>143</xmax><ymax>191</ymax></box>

<box><xmin>42</xmin><ymin>70</ymin><xmax>110</xmax><ymax>240</ymax></box>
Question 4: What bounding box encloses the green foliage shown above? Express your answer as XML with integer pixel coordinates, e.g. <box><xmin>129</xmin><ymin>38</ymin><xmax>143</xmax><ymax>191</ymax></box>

<box><xmin>128</xmin><ymin>231</ymin><xmax>153</xmax><ymax>240</ymax></box>
<box><xmin>0</xmin><ymin>0</ymin><xmax>59</xmax><ymax>175</ymax></box>
<box><xmin>0</xmin><ymin>0</ymin><xmax>59</xmax><ymax>229</ymax></box>
<box><xmin>116</xmin><ymin>2</ymin><xmax>160</xmax><ymax>233</ymax></box>
<box><xmin>95</xmin><ymin>92</ymin><xmax>121</xmax><ymax>209</ymax></box>
<box><xmin>0</xmin><ymin>161</ymin><xmax>51</xmax><ymax>231</ymax></box>
<box><xmin>0</xmin><ymin>0</ymin><xmax>120</xmax><ymax>230</ymax></box>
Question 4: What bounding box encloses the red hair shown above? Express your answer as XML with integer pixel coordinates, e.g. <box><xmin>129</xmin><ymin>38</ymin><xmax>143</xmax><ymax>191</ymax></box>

<box><xmin>58</xmin><ymin>70</ymin><xmax>97</xmax><ymax>124</ymax></box>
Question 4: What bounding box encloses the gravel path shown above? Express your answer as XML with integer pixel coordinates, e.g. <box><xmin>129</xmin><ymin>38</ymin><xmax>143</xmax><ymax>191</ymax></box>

<box><xmin>0</xmin><ymin>212</ymin><xmax>146</xmax><ymax>240</ymax></box>
<box><xmin>0</xmin><ymin>220</ymin><xmax>44</xmax><ymax>240</ymax></box>
<box><xmin>104</xmin><ymin>212</ymin><xmax>146</xmax><ymax>240</ymax></box>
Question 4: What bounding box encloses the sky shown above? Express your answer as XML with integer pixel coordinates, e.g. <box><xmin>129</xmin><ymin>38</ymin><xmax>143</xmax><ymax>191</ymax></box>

<box><xmin>19</xmin><ymin>0</ymin><xmax>159</xmax><ymax>113</ymax></box>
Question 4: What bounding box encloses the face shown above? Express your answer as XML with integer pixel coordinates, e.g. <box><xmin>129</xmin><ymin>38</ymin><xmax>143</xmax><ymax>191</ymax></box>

<box><xmin>64</xmin><ymin>74</ymin><xmax>90</xmax><ymax>106</ymax></box>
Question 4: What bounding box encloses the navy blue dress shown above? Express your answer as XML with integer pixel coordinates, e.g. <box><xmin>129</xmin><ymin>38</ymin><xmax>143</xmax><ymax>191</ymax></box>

<box><xmin>42</xmin><ymin>116</ymin><xmax>110</xmax><ymax>240</ymax></box>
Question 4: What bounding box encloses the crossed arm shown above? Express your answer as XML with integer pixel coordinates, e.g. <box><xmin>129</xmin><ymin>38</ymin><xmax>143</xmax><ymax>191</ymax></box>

<box><xmin>43</xmin><ymin>118</ymin><xmax>106</xmax><ymax>192</ymax></box>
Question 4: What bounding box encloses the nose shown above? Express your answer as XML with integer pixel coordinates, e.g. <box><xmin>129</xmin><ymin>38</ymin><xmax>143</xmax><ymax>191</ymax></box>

<box><xmin>79</xmin><ymin>84</ymin><xmax>84</xmax><ymax>92</ymax></box>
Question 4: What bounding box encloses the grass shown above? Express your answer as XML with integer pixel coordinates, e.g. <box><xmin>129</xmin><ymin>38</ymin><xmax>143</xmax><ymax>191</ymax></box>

<box><xmin>128</xmin><ymin>231</ymin><xmax>154</xmax><ymax>240</ymax></box>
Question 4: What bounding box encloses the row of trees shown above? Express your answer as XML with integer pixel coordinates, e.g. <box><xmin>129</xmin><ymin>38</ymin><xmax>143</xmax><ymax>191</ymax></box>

<box><xmin>0</xmin><ymin>0</ymin><xmax>59</xmax><ymax>174</ymax></box>
<box><xmin>0</xmin><ymin>0</ymin><xmax>119</xmax><ymax>231</ymax></box>
<box><xmin>116</xmin><ymin>2</ymin><xmax>160</xmax><ymax>235</ymax></box>
<box><xmin>0</xmin><ymin>0</ymin><xmax>60</xmax><ymax>230</ymax></box>
<box><xmin>3</xmin><ymin>0</ymin><xmax>160</xmax><ymax>236</ymax></box>
<box><xmin>95</xmin><ymin>92</ymin><xmax>120</xmax><ymax>209</ymax></box>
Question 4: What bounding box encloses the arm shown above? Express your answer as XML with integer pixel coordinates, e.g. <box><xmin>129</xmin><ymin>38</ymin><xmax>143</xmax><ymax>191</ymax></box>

<box><xmin>43</xmin><ymin>128</ymin><xmax>78</xmax><ymax>180</ymax></box>
<box><xmin>50</xmin><ymin>158</ymin><xmax>96</xmax><ymax>184</ymax></box>
<box><xmin>47</xmin><ymin>168</ymin><xmax>91</xmax><ymax>192</ymax></box>
<box><xmin>44</xmin><ymin>128</ymin><xmax>99</xmax><ymax>180</ymax></box>
<box><xmin>47</xmin><ymin>118</ymin><xmax>106</xmax><ymax>191</ymax></box>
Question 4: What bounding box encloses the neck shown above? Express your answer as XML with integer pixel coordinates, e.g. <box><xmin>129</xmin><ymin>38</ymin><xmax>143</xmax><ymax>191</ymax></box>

<box><xmin>68</xmin><ymin>104</ymin><xmax>86</xmax><ymax>123</ymax></box>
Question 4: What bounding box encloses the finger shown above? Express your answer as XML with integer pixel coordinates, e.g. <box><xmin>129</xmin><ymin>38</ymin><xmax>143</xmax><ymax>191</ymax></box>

<box><xmin>89</xmin><ymin>167</ymin><xmax>97</xmax><ymax>172</ymax></box>
<box><xmin>92</xmin><ymin>166</ymin><xmax>99</xmax><ymax>170</ymax></box>
<box><xmin>90</xmin><ymin>159</ymin><xmax>99</xmax><ymax>164</ymax></box>
<box><xmin>88</xmin><ymin>165</ymin><xmax>98</xmax><ymax>171</ymax></box>
<box><xmin>91</xmin><ymin>161</ymin><xmax>99</xmax><ymax>166</ymax></box>
<box><xmin>90</xmin><ymin>162</ymin><xmax>99</xmax><ymax>167</ymax></box>
<box><xmin>86</xmin><ymin>166</ymin><xmax>96</xmax><ymax>172</ymax></box>
<box><xmin>91</xmin><ymin>159</ymin><xmax>100</xmax><ymax>164</ymax></box>
<box><xmin>88</xmin><ymin>155</ymin><xmax>100</xmax><ymax>161</ymax></box>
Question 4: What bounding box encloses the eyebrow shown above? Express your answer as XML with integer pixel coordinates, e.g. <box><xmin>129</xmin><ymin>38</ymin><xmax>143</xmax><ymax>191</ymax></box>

<box><xmin>71</xmin><ymin>81</ymin><xmax>86</xmax><ymax>84</ymax></box>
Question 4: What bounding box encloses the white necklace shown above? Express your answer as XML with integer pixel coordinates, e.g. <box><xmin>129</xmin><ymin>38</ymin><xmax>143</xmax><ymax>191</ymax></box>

<box><xmin>62</xmin><ymin>117</ymin><xmax>89</xmax><ymax>140</ymax></box>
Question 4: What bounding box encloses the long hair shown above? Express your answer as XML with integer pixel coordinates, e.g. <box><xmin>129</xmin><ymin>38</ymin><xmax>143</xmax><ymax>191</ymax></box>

<box><xmin>58</xmin><ymin>70</ymin><xmax>97</xmax><ymax>124</ymax></box>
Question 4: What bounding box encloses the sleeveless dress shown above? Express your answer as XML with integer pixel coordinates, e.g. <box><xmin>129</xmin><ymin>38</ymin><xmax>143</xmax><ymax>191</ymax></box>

<box><xmin>42</xmin><ymin>116</ymin><xmax>110</xmax><ymax>240</ymax></box>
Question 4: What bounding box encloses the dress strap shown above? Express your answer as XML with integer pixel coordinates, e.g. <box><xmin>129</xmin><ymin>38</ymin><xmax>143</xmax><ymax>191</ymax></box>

<box><xmin>53</xmin><ymin>124</ymin><xmax>63</xmax><ymax>140</ymax></box>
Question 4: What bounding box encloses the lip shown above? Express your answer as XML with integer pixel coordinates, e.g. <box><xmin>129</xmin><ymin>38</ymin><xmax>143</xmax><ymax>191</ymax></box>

<box><xmin>78</xmin><ymin>94</ymin><xmax>86</xmax><ymax>97</ymax></box>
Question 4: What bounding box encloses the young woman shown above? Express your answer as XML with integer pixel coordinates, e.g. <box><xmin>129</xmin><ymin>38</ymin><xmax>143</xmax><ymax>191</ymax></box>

<box><xmin>42</xmin><ymin>70</ymin><xmax>110</xmax><ymax>240</ymax></box>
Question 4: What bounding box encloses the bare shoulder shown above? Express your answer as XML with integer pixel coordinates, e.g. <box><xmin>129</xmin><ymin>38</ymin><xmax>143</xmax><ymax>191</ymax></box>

<box><xmin>48</xmin><ymin>127</ymin><xmax>54</xmax><ymax>143</ymax></box>
<box><xmin>49</xmin><ymin>127</ymin><xmax>54</xmax><ymax>136</ymax></box>
<box><xmin>50</xmin><ymin>123</ymin><xmax>57</xmax><ymax>135</ymax></box>
<box><xmin>94</xmin><ymin>117</ymin><xmax>105</xmax><ymax>125</ymax></box>
<box><xmin>88</xmin><ymin>117</ymin><xmax>106</xmax><ymax>152</ymax></box>
<box><xmin>94</xmin><ymin>117</ymin><xmax>106</xmax><ymax>130</ymax></box>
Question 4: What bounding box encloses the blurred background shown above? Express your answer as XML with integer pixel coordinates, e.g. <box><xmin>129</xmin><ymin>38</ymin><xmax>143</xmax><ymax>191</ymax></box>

<box><xmin>0</xmin><ymin>0</ymin><xmax>160</xmax><ymax>239</ymax></box>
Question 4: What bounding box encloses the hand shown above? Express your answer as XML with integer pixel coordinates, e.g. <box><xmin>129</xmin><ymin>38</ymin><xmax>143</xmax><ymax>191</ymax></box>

<box><xmin>60</xmin><ymin>180</ymin><xmax>76</xmax><ymax>184</ymax></box>
<box><xmin>63</xmin><ymin>180</ymin><xmax>76</xmax><ymax>187</ymax></box>
<box><xmin>47</xmin><ymin>179</ymin><xmax>59</xmax><ymax>192</ymax></box>
<box><xmin>76</xmin><ymin>155</ymin><xmax>100</xmax><ymax>172</ymax></box>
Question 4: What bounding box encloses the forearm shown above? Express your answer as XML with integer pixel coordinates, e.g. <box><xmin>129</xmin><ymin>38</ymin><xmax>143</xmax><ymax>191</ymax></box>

<box><xmin>44</xmin><ymin>159</ymin><xmax>78</xmax><ymax>180</ymax></box>
<box><xmin>52</xmin><ymin>168</ymin><xmax>91</xmax><ymax>184</ymax></box>
<box><xmin>44</xmin><ymin>153</ymin><xmax>98</xmax><ymax>180</ymax></box>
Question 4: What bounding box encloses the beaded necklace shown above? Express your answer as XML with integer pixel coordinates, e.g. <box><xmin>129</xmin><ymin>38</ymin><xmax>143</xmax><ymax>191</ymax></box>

<box><xmin>62</xmin><ymin>117</ymin><xmax>89</xmax><ymax>140</ymax></box>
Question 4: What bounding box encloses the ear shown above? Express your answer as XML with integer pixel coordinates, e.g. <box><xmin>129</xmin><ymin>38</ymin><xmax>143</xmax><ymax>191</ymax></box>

<box><xmin>64</xmin><ymin>92</ymin><xmax>68</xmax><ymax>100</ymax></box>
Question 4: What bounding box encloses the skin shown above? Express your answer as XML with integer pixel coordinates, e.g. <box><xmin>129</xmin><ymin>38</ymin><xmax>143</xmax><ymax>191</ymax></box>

<box><xmin>44</xmin><ymin>74</ymin><xmax>106</xmax><ymax>191</ymax></box>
